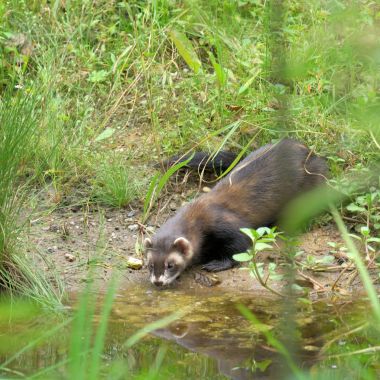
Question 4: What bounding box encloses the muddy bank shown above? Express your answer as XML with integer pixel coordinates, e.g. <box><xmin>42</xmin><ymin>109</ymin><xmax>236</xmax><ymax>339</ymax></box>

<box><xmin>27</xmin><ymin>198</ymin><xmax>375</xmax><ymax>297</ymax></box>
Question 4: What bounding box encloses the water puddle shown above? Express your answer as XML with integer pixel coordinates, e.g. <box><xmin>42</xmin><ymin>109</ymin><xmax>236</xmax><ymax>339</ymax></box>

<box><xmin>0</xmin><ymin>286</ymin><xmax>376</xmax><ymax>379</ymax></box>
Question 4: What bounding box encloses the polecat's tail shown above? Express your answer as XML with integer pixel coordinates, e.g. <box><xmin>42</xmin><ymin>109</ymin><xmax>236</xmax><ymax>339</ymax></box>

<box><xmin>159</xmin><ymin>151</ymin><xmax>241</xmax><ymax>173</ymax></box>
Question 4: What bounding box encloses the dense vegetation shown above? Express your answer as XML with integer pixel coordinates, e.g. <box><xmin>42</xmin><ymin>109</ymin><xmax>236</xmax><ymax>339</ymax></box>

<box><xmin>0</xmin><ymin>0</ymin><xmax>379</xmax><ymax>379</ymax></box>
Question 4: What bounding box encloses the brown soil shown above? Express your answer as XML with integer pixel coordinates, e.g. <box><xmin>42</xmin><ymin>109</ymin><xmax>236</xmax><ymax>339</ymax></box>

<box><xmin>27</xmin><ymin>180</ymin><xmax>374</xmax><ymax>298</ymax></box>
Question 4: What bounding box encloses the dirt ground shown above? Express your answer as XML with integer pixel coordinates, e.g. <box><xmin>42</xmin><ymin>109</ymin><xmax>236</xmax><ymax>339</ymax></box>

<box><xmin>27</xmin><ymin>179</ymin><xmax>375</xmax><ymax>298</ymax></box>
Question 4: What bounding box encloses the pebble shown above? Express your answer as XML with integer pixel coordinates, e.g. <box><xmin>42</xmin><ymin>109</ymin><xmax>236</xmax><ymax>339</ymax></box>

<box><xmin>111</xmin><ymin>232</ymin><xmax>117</xmax><ymax>239</ymax></box>
<box><xmin>127</xmin><ymin>211</ymin><xmax>136</xmax><ymax>217</ymax></box>
<box><xmin>128</xmin><ymin>224</ymin><xmax>139</xmax><ymax>232</ymax></box>
<box><xmin>70</xmin><ymin>205</ymin><xmax>81</xmax><ymax>213</ymax></box>
<box><xmin>49</xmin><ymin>225</ymin><xmax>60</xmax><ymax>232</ymax></box>
<box><xmin>169</xmin><ymin>202</ymin><xmax>177</xmax><ymax>211</ymax></box>
<box><xmin>47</xmin><ymin>246</ymin><xmax>58</xmax><ymax>253</ymax></box>
<box><xmin>64</xmin><ymin>253</ymin><xmax>76</xmax><ymax>262</ymax></box>
<box><xmin>202</xmin><ymin>186</ymin><xmax>211</xmax><ymax>193</ymax></box>
<box><xmin>126</xmin><ymin>257</ymin><xmax>143</xmax><ymax>270</ymax></box>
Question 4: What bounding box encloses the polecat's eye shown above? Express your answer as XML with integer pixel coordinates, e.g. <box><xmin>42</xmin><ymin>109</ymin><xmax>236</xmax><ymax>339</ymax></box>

<box><xmin>167</xmin><ymin>262</ymin><xmax>174</xmax><ymax>269</ymax></box>
<box><xmin>149</xmin><ymin>263</ymin><xmax>154</xmax><ymax>271</ymax></box>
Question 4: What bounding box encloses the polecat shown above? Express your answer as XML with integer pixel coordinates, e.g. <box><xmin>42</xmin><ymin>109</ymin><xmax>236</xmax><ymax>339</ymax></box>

<box><xmin>145</xmin><ymin>139</ymin><xmax>328</xmax><ymax>286</ymax></box>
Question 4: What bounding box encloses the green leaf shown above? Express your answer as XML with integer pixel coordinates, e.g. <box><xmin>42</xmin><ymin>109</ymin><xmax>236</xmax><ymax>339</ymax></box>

<box><xmin>298</xmin><ymin>298</ymin><xmax>312</xmax><ymax>305</ymax></box>
<box><xmin>255</xmin><ymin>242</ymin><xmax>273</xmax><ymax>251</ymax></box>
<box><xmin>254</xmin><ymin>359</ymin><xmax>272</xmax><ymax>372</ymax></box>
<box><xmin>88</xmin><ymin>70</ymin><xmax>109</xmax><ymax>83</ymax></box>
<box><xmin>360</xmin><ymin>226</ymin><xmax>370</xmax><ymax>237</ymax></box>
<box><xmin>241</xmin><ymin>228</ymin><xmax>258</xmax><ymax>242</ymax></box>
<box><xmin>256</xmin><ymin>227</ymin><xmax>272</xmax><ymax>237</ymax></box>
<box><xmin>233</xmin><ymin>252</ymin><xmax>252</xmax><ymax>262</ymax></box>
<box><xmin>94</xmin><ymin>128</ymin><xmax>115</xmax><ymax>142</ymax></box>
<box><xmin>169</xmin><ymin>30</ymin><xmax>201</xmax><ymax>74</ymax></box>
<box><xmin>238</xmin><ymin>69</ymin><xmax>260</xmax><ymax>95</ymax></box>
<box><xmin>346</xmin><ymin>203</ymin><xmax>366</xmax><ymax>213</ymax></box>
<box><xmin>209</xmin><ymin>52</ymin><xmax>227</xmax><ymax>87</ymax></box>
<box><xmin>318</xmin><ymin>255</ymin><xmax>335</xmax><ymax>265</ymax></box>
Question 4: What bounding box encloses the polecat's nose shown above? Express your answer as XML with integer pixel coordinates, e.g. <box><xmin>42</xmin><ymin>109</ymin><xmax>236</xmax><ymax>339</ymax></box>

<box><xmin>153</xmin><ymin>280</ymin><xmax>163</xmax><ymax>287</ymax></box>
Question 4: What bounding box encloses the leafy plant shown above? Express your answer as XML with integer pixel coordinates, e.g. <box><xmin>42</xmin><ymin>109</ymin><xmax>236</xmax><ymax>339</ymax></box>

<box><xmin>233</xmin><ymin>227</ymin><xmax>283</xmax><ymax>296</ymax></box>
<box><xmin>331</xmin><ymin>207</ymin><xmax>380</xmax><ymax>324</ymax></box>
<box><xmin>346</xmin><ymin>188</ymin><xmax>380</xmax><ymax>231</ymax></box>
<box><xmin>347</xmin><ymin>226</ymin><xmax>380</xmax><ymax>263</ymax></box>
<box><xmin>296</xmin><ymin>251</ymin><xmax>335</xmax><ymax>271</ymax></box>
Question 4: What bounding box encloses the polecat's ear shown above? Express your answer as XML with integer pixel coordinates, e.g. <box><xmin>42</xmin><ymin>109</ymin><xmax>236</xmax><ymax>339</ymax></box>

<box><xmin>144</xmin><ymin>238</ymin><xmax>153</xmax><ymax>251</ymax></box>
<box><xmin>173</xmin><ymin>237</ymin><xmax>192</xmax><ymax>258</ymax></box>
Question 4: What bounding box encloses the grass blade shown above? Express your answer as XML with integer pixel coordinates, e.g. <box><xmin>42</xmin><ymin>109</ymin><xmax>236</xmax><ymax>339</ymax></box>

<box><xmin>88</xmin><ymin>276</ymin><xmax>119</xmax><ymax>380</ymax></box>
<box><xmin>331</xmin><ymin>206</ymin><xmax>380</xmax><ymax>324</ymax></box>
<box><xmin>142</xmin><ymin>153</ymin><xmax>194</xmax><ymax>223</ymax></box>
<box><xmin>169</xmin><ymin>29</ymin><xmax>202</xmax><ymax>74</ymax></box>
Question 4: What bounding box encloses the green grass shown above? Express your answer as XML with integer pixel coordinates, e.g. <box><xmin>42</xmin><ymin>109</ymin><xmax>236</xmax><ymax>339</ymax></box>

<box><xmin>92</xmin><ymin>159</ymin><xmax>143</xmax><ymax>208</ymax></box>
<box><xmin>1</xmin><ymin>1</ymin><xmax>378</xmax><ymax>192</ymax></box>
<box><xmin>0</xmin><ymin>0</ymin><xmax>379</xmax><ymax>377</ymax></box>
<box><xmin>0</xmin><ymin>89</ymin><xmax>63</xmax><ymax>308</ymax></box>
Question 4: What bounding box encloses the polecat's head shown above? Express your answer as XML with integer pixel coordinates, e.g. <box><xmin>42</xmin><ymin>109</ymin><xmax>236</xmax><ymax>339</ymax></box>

<box><xmin>144</xmin><ymin>237</ymin><xmax>193</xmax><ymax>286</ymax></box>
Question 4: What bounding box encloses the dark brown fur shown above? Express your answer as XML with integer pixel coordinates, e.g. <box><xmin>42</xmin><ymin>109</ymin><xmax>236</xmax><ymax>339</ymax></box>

<box><xmin>145</xmin><ymin>139</ymin><xmax>328</xmax><ymax>285</ymax></box>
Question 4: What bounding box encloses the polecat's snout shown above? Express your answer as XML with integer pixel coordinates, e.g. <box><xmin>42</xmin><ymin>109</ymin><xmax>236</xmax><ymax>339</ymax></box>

<box><xmin>145</xmin><ymin>237</ymin><xmax>192</xmax><ymax>287</ymax></box>
<box><xmin>153</xmin><ymin>279</ymin><xmax>163</xmax><ymax>287</ymax></box>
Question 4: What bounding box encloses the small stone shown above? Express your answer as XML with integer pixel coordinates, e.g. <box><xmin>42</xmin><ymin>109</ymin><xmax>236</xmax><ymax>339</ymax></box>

<box><xmin>49</xmin><ymin>225</ymin><xmax>60</xmax><ymax>232</ymax></box>
<box><xmin>47</xmin><ymin>246</ymin><xmax>57</xmax><ymax>253</ymax></box>
<box><xmin>169</xmin><ymin>202</ymin><xmax>177</xmax><ymax>211</ymax></box>
<box><xmin>64</xmin><ymin>253</ymin><xmax>76</xmax><ymax>262</ymax></box>
<box><xmin>70</xmin><ymin>205</ymin><xmax>81</xmax><ymax>213</ymax></box>
<box><xmin>146</xmin><ymin>226</ymin><xmax>155</xmax><ymax>233</ymax></box>
<box><xmin>126</xmin><ymin>257</ymin><xmax>143</xmax><ymax>270</ymax></box>
<box><xmin>303</xmin><ymin>345</ymin><xmax>320</xmax><ymax>352</ymax></box>
<box><xmin>127</xmin><ymin>211</ymin><xmax>136</xmax><ymax>217</ymax></box>
<box><xmin>202</xmin><ymin>186</ymin><xmax>211</xmax><ymax>193</ymax></box>
<box><xmin>128</xmin><ymin>224</ymin><xmax>139</xmax><ymax>232</ymax></box>
<box><xmin>194</xmin><ymin>272</ymin><xmax>221</xmax><ymax>287</ymax></box>
<box><xmin>111</xmin><ymin>232</ymin><xmax>117</xmax><ymax>239</ymax></box>
<box><xmin>107</xmin><ymin>218</ymin><xmax>112</xmax><ymax>222</ymax></box>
